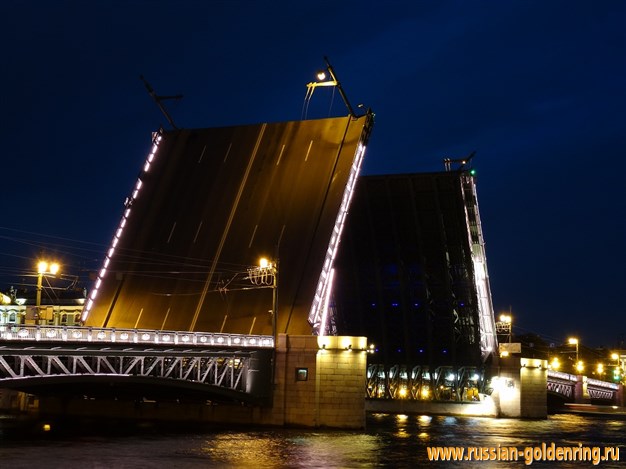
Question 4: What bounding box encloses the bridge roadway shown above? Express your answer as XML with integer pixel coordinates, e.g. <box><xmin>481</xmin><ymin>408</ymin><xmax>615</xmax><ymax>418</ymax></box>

<box><xmin>0</xmin><ymin>325</ymin><xmax>274</xmax><ymax>404</ymax></box>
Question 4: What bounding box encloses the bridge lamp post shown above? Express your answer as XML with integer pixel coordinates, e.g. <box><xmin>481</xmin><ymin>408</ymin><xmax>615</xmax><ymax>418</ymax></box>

<box><xmin>248</xmin><ymin>258</ymin><xmax>278</xmax><ymax>341</ymax></box>
<box><xmin>596</xmin><ymin>363</ymin><xmax>604</xmax><ymax>378</ymax></box>
<box><xmin>36</xmin><ymin>261</ymin><xmax>60</xmax><ymax>307</ymax></box>
<box><xmin>304</xmin><ymin>56</ymin><xmax>358</xmax><ymax>118</ymax></box>
<box><xmin>496</xmin><ymin>313</ymin><xmax>512</xmax><ymax>357</ymax></box>
<box><xmin>576</xmin><ymin>361</ymin><xmax>584</xmax><ymax>374</ymax></box>
<box><xmin>498</xmin><ymin>314</ymin><xmax>512</xmax><ymax>343</ymax></box>
<box><xmin>611</xmin><ymin>353</ymin><xmax>621</xmax><ymax>382</ymax></box>
<box><xmin>568</xmin><ymin>337</ymin><xmax>579</xmax><ymax>371</ymax></box>
<box><xmin>611</xmin><ymin>352</ymin><xmax>620</xmax><ymax>365</ymax></box>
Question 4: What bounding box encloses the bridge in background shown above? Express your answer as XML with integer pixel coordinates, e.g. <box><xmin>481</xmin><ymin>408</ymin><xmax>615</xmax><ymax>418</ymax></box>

<box><xmin>547</xmin><ymin>369</ymin><xmax>620</xmax><ymax>403</ymax></box>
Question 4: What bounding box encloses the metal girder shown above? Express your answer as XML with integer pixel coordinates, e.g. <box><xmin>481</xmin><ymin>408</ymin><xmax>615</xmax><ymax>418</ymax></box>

<box><xmin>0</xmin><ymin>350</ymin><xmax>250</xmax><ymax>391</ymax></box>
<box><xmin>366</xmin><ymin>363</ymin><xmax>483</xmax><ymax>401</ymax></box>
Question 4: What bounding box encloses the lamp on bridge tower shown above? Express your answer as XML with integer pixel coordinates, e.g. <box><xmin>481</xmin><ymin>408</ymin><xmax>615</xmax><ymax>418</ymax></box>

<box><xmin>36</xmin><ymin>260</ymin><xmax>60</xmax><ymax>307</ymax></box>
<box><xmin>496</xmin><ymin>313</ymin><xmax>514</xmax><ymax>357</ymax></box>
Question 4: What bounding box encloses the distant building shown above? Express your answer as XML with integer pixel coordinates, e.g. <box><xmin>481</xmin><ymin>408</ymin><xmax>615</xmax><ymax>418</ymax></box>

<box><xmin>0</xmin><ymin>287</ymin><xmax>85</xmax><ymax>326</ymax></box>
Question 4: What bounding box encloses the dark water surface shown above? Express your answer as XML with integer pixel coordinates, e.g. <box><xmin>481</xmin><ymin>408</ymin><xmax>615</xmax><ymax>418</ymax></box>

<box><xmin>0</xmin><ymin>413</ymin><xmax>623</xmax><ymax>468</ymax></box>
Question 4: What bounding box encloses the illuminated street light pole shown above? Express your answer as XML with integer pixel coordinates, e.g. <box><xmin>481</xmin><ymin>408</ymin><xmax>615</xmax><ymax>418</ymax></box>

<box><xmin>568</xmin><ymin>337</ymin><xmax>584</xmax><ymax>374</ymax></box>
<box><xmin>248</xmin><ymin>258</ymin><xmax>278</xmax><ymax>341</ymax></box>
<box><xmin>36</xmin><ymin>261</ymin><xmax>60</xmax><ymax>307</ymax></box>
<box><xmin>568</xmin><ymin>337</ymin><xmax>579</xmax><ymax>363</ymax></box>
<box><xmin>304</xmin><ymin>57</ymin><xmax>359</xmax><ymax>119</ymax></box>
<box><xmin>496</xmin><ymin>313</ymin><xmax>512</xmax><ymax>357</ymax></box>
<box><xmin>499</xmin><ymin>314</ymin><xmax>512</xmax><ymax>343</ymax></box>
<box><xmin>611</xmin><ymin>353</ymin><xmax>621</xmax><ymax>383</ymax></box>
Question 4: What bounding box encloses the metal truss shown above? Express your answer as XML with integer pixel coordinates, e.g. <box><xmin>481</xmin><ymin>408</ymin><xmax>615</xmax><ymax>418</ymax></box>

<box><xmin>546</xmin><ymin>380</ymin><xmax>574</xmax><ymax>399</ymax></box>
<box><xmin>546</xmin><ymin>370</ymin><xmax>576</xmax><ymax>399</ymax></box>
<box><xmin>587</xmin><ymin>377</ymin><xmax>619</xmax><ymax>400</ymax></box>
<box><xmin>366</xmin><ymin>364</ymin><xmax>484</xmax><ymax>401</ymax></box>
<box><xmin>0</xmin><ymin>346</ymin><xmax>252</xmax><ymax>393</ymax></box>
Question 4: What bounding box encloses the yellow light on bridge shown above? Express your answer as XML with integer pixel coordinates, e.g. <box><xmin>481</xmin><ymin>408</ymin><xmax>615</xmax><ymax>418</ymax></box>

<box><xmin>499</xmin><ymin>314</ymin><xmax>512</xmax><ymax>323</ymax></box>
<box><xmin>576</xmin><ymin>361</ymin><xmax>584</xmax><ymax>373</ymax></box>
<box><xmin>568</xmin><ymin>338</ymin><xmax>578</xmax><ymax>345</ymax></box>
<box><xmin>38</xmin><ymin>261</ymin><xmax>59</xmax><ymax>275</ymax></box>
<box><xmin>597</xmin><ymin>363</ymin><xmax>604</xmax><ymax>374</ymax></box>
<box><xmin>36</xmin><ymin>260</ymin><xmax>61</xmax><ymax>307</ymax></box>
<box><xmin>550</xmin><ymin>357</ymin><xmax>560</xmax><ymax>370</ymax></box>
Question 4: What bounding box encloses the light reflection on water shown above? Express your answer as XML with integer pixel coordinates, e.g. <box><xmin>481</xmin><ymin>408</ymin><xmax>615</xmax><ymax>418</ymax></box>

<box><xmin>193</xmin><ymin>431</ymin><xmax>381</xmax><ymax>468</ymax></box>
<box><xmin>0</xmin><ymin>413</ymin><xmax>623</xmax><ymax>468</ymax></box>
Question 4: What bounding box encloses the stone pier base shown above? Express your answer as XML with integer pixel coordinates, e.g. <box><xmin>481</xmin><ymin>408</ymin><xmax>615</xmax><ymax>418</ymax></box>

<box><xmin>491</xmin><ymin>357</ymin><xmax>547</xmax><ymax>418</ymax></box>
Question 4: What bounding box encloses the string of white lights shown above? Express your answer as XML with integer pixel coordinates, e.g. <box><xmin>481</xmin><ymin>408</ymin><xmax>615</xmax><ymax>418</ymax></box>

<box><xmin>81</xmin><ymin>131</ymin><xmax>164</xmax><ymax>322</ymax></box>
<box><xmin>309</xmin><ymin>141</ymin><xmax>367</xmax><ymax>336</ymax></box>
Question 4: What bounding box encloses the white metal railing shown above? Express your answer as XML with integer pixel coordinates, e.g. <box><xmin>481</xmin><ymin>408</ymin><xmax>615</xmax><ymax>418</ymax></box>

<box><xmin>0</xmin><ymin>324</ymin><xmax>274</xmax><ymax>348</ymax></box>
<box><xmin>547</xmin><ymin>369</ymin><xmax>578</xmax><ymax>382</ymax></box>
<box><xmin>587</xmin><ymin>377</ymin><xmax>619</xmax><ymax>390</ymax></box>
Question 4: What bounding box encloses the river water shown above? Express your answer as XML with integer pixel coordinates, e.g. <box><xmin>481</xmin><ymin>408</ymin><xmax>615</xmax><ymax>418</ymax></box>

<box><xmin>0</xmin><ymin>413</ymin><xmax>623</xmax><ymax>468</ymax></box>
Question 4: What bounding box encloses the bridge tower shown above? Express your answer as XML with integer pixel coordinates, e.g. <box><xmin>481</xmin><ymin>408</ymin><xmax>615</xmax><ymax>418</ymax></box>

<box><xmin>332</xmin><ymin>171</ymin><xmax>497</xmax><ymax>375</ymax></box>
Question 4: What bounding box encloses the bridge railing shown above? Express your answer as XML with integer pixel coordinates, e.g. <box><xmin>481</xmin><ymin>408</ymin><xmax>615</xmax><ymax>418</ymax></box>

<box><xmin>0</xmin><ymin>324</ymin><xmax>274</xmax><ymax>349</ymax></box>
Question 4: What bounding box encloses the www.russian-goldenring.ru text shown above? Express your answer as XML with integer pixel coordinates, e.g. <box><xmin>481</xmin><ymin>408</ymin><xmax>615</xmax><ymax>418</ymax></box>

<box><xmin>427</xmin><ymin>443</ymin><xmax>620</xmax><ymax>465</ymax></box>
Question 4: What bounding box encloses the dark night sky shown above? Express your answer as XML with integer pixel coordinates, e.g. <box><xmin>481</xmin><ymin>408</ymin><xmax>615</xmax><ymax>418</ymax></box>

<box><xmin>1</xmin><ymin>1</ymin><xmax>624</xmax><ymax>347</ymax></box>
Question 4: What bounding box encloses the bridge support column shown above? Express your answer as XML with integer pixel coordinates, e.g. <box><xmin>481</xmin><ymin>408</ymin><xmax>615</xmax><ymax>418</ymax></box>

<box><xmin>617</xmin><ymin>385</ymin><xmax>625</xmax><ymax>407</ymax></box>
<box><xmin>492</xmin><ymin>357</ymin><xmax>547</xmax><ymax>418</ymax></box>
<box><xmin>270</xmin><ymin>334</ymin><xmax>367</xmax><ymax>429</ymax></box>
<box><xmin>574</xmin><ymin>375</ymin><xmax>590</xmax><ymax>403</ymax></box>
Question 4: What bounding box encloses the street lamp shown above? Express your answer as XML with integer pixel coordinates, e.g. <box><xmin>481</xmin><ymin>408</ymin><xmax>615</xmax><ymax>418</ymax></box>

<box><xmin>596</xmin><ymin>363</ymin><xmax>605</xmax><ymax>378</ymax></box>
<box><xmin>498</xmin><ymin>314</ymin><xmax>512</xmax><ymax>343</ymax></box>
<box><xmin>611</xmin><ymin>353</ymin><xmax>621</xmax><ymax>382</ymax></box>
<box><xmin>304</xmin><ymin>56</ymin><xmax>358</xmax><ymax>118</ymax></box>
<box><xmin>36</xmin><ymin>261</ymin><xmax>60</xmax><ymax>307</ymax></box>
<box><xmin>248</xmin><ymin>257</ymin><xmax>278</xmax><ymax>340</ymax></box>
<box><xmin>568</xmin><ymin>337</ymin><xmax>579</xmax><ymax>370</ymax></box>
